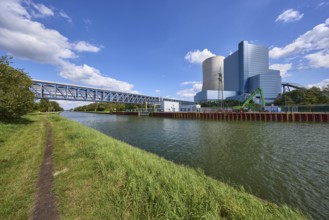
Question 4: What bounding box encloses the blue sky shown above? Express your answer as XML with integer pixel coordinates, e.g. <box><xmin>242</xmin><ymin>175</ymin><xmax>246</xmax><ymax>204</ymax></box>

<box><xmin>1</xmin><ymin>0</ymin><xmax>329</xmax><ymax>108</ymax></box>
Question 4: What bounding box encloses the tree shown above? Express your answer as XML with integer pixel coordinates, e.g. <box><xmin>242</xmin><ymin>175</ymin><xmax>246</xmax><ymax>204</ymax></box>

<box><xmin>0</xmin><ymin>56</ymin><xmax>35</xmax><ymax>119</ymax></box>
<box><xmin>323</xmin><ymin>85</ymin><xmax>329</xmax><ymax>95</ymax></box>
<box><xmin>323</xmin><ymin>85</ymin><xmax>329</xmax><ymax>103</ymax></box>
<box><xmin>303</xmin><ymin>87</ymin><xmax>323</xmax><ymax>105</ymax></box>
<box><xmin>37</xmin><ymin>99</ymin><xmax>64</xmax><ymax>112</ymax></box>
<box><xmin>38</xmin><ymin>99</ymin><xmax>50</xmax><ymax>112</ymax></box>
<box><xmin>273</xmin><ymin>87</ymin><xmax>329</xmax><ymax>106</ymax></box>
<box><xmin>276</xmin><ymin>94</ymin><xmax>294</xmax><ymax>107</ymax></box>
<box><xmin>288</xmin><ymin>90</ymin><xmax>305</xmax><ymax>104</ymax></box>
<box><xmin>50</xmin><ymin>101</ymin><xmax>64</xmax><ymax>112</ymax></box>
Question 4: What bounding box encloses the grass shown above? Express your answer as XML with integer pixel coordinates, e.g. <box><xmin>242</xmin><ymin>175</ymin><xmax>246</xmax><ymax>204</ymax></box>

<box><xmin>0</xmin><ymin>114</ymin><xmax>307</xmax><ymax>219</ymax></box>
<box><xmin>0</xmin><ymin>115</ymin><xmax>46</xmax><ymax>220</ymax></box>
<box><xmin>48</xmin><ymin>114</ymin><xmax>307</xmax><ymax>220</ymax></box>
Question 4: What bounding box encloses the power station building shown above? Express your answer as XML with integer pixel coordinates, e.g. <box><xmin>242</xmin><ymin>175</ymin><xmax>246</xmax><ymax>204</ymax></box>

<box><xmin>194</xmin><ymin>41</ymin><xmax>282</xmax><ymax>103</ymax></box>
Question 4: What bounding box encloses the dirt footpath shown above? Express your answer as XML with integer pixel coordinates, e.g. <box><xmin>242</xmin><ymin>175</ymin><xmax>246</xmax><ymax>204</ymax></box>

<box><xmin>31</xmin><ymin>121</ymin><xmax>59</xmax><ymax>220</ymax></box>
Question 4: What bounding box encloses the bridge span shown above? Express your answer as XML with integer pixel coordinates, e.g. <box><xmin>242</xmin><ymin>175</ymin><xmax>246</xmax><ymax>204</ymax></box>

<box><xmin>282</xmin><ymin>82</ymin><xmax>307</xmax><ymax>93</ymax></box>
<box><xmin>31</xmin><ymin>79</ymin><xmax>194</xmax><ymax>105</ymax></box>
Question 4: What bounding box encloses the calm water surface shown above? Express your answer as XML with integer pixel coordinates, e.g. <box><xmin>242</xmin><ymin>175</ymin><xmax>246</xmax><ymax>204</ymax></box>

<box><xmin>62</xmin><ymin>111</ymin><xmax>329</xmax><ymax>219</ymax></box>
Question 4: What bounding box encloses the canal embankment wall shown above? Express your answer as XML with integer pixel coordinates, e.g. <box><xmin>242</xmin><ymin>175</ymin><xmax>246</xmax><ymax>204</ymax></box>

<box><xmin>148</xmin><ymin>112</ymin><xmax>329</xmax><ymax>122</ymax></box>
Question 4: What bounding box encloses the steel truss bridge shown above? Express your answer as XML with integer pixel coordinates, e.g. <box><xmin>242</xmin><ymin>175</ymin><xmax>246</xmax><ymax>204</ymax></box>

<box><xmin>31</xmin><ymin>80</ymin><xmax>194</xmax><ymax>105</ymax></box>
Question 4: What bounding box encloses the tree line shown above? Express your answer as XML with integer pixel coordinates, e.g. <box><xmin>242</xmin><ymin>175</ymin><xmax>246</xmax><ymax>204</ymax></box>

<box><xmin>0</xmin><ymin>56</ymin><xmax>63</xmax><ymax>120</ymax></box>
<box><xmin>200</xmin><ymin>99</ymin><xmax>243</xmax><ymax>107</ymax></box>
<box><xmin>34</xmin><ymin>99</ymin><xmax>64</xmax><ymax>112</ymax></box>
<box><xmin>200</xmin><ymin>87</ymin><xmax>329</xmax><ymax>107</ymax></box>
<box><xmin>273</xmin><ymin>86</ymin><xmax>329</xmax><ymax>106</ymax></box>
<box><xmin>73</xmin><ymin>102</ymin><xmax>144</xmax><ymax>112</ymax></box>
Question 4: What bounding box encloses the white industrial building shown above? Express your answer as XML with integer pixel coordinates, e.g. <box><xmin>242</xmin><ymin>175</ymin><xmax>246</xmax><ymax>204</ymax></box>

<box><xmin>156</xmin><ymin>100</ymin><xmax>200</xmax><ymax>112</ymax></box>
<box><xmin>158</xmin><ymin>100</ymin><xmax>180</xmax><ymax>112</ymax></box>
<box><xmin>180</xmin><ymin>104</ymin><xmax>201</xmax><ymax>112</ymax></box>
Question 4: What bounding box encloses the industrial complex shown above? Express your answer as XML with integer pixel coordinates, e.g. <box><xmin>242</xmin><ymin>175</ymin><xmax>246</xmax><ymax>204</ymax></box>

<box><xmin>195</xmin><ymin>41</ymin><xmax>282</xmax><ymax>103</ymax></box>
<box><xmin>31</xmin><ymin>41</ymin><xmax>282</xmax><ymax>113</ymax></box>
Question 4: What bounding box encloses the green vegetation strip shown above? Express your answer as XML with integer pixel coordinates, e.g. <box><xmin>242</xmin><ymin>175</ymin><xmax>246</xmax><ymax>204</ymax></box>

<box><xmin>1</xmin><ymin>114</ymin><xmax>306</xmax><ymax>219</ymax></box>
<box><xmin>0</xmin><ymin>116</ymin><xmax>46</xmax><ymax>219</ymax></box>
<box><xmin>49</xmin><ymin>114</ymin><xmax>306</xmax><ymax>219</ymax></box>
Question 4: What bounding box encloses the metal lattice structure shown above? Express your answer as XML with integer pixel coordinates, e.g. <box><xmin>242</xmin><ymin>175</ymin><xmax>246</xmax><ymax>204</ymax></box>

<box><xmin>282</xmin><ymin>82</ymin><xmax>307</xmax><ymax>93</ymax></box>
<box><xmin>31</xmin><ymin>80</ymin><xmax>194</xmax><ymax>105</ymax></box>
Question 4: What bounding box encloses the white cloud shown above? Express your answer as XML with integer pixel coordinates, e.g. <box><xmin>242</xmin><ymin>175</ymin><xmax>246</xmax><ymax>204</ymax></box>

<box><xmin>59</xmin><ymin>62</ymin><xmax>137</xmax><ymax>92</ymax></box>
<box><xmin>307</xmin><ymin>79</ymin><xmax>329</xmax><ymax>89</ymax></box>
<box><xmin>304</xmin><ymin>50</ymin><xmax>329</xmax><ymax>68</ymax></box>
<box><xmin>73</xmin><ymin>41</ymin><xmax>101</xmax><ymax>53</ymax></box>
<box><xmin>0</xmin><ymin>0</ymin><xmax>75</xmax><ymax>63</ymax></box>
<box><xmin>275</xmin><ymin>9</ymin><xmax>303</xmax><ymax>23</ymax></box>
<box><xmin>28</xmin><ymin>1</ymin><xmax>54</xmax><ymax>18</ymax></box>
<box><xmin>270</xmin><ymin>18</ymin><xmax>329</xmax><ymax>59</ymax></box>
<box><xmin>185</xmin><ymin>49</ymin><xmax>216</xmax><ymax>64</ymax></box>
<box><xmin>318</xmin><ymin>1</ymin><xmax>329</xmax><ymax>7</ymax></box>
<box><xmin>59</xmin><ymin>11</ymin><xmax>72</xmax><ymax>23</ymax></box>
<box><xmin>56</xmin><ymin>100</ymin><xmax>93</xmax><ymax>110</ymax></box>
<box><xmin>181</xmin><ymin>81</ymin><xmax>201</xmax><ymax>86</ymax></box>
<box><xmin>269</xmin><ymin>63</ymin><xmax>293</xmax><ymax>78</ymax></box>
<box><xmin>155</xmin><ymin>89</ymin><xmax>160</xmax><ymax>93</ymax></box>
<box><xmin>0</xmin><ymin>0</ymin><xmax>136</xmax><ymax>93</ymax></box>
<box><xmin>176</xmin><ymin>81</ymin><xmax>202</xmax><ymax>98</ymax></box>
<box><xmin>270</xmin><ymin>18</ymin><xmax>329</xmax><ymax>70</ymax></box>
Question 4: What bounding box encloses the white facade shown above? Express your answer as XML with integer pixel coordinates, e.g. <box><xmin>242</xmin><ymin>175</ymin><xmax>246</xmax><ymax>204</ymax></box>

<box><xmin>158</xmin><ymin>100</ymin><xmax>179</xmax><ymax>112</ymax></box>
<box><xmin>195</xmin><ymin>90</ymin><xmax>238</xmax><ymax>103</ymax></box>
<box><xmin>180</xmin><ymin>104</ymin><xmax>201</xmax><ymax>112</ymax></box>
<box><xmin>155</xmin><ymin>101</ymin><xmax>201</xmax><ymax>112</ymax></box>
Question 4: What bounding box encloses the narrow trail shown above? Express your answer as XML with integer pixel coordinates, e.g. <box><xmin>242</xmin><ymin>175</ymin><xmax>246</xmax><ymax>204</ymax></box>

<box><xmin>31</xmin><ymin>121</ymin><xmax>59</xmax><ymax>220</ymax></box>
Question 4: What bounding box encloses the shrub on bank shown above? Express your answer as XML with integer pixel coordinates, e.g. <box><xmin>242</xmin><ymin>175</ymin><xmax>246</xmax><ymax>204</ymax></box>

<box><xmin>0</xmin><ymin>56</ymin><xmax>34</xmax><ymax>120</ymax></box>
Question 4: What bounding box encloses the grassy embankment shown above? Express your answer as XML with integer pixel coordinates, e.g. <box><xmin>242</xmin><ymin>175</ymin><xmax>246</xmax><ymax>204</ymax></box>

<box><xmin>1</xmin><ymin>114</ymin><xmax>306</xmax><ymax>219</ymax></box>
<box><xmin>0</xmin><ymin>116</ymin><xmax>46</xmax><ymax>219</ymax></box>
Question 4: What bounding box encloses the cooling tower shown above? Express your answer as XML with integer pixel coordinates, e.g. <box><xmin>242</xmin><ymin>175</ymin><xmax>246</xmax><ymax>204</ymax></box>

<box><xmin>202</xmin><ymin>56</ymin><xmax>225</xmax><ymax>91</ymax></box>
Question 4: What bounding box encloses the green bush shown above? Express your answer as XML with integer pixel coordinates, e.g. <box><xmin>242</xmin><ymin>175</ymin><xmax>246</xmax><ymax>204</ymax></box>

<box><xmin>0</xmin><ymin>56</ymin><xmax>34</xmax><ymax>120</ymax></box>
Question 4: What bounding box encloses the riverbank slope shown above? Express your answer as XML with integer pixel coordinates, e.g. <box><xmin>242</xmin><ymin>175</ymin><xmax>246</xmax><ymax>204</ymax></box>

<box><xmin>1</xmin><ymin>114</ymin><xmax>306</xmax><ymax>219</ymax></box>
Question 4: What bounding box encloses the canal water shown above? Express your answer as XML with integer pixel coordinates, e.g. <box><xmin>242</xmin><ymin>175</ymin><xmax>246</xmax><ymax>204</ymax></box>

<box><xmin>62</xmin><ymin>111</ymin><xmax>329</xmax><ymax>219</ymax></box>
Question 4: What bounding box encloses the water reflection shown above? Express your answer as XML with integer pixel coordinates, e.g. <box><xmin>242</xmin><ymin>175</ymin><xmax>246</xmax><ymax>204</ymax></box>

<box><xmin>62</xmin><ymin>111</ymin><xmax>329</xmax><ymax>219</ymax></box>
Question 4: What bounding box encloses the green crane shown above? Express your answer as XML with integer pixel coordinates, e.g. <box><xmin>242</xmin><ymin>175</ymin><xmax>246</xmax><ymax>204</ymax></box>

<box><xmin>233</xmin><ymin>87</ymin><xmax>265</xmax><ymax>111</ymax></box>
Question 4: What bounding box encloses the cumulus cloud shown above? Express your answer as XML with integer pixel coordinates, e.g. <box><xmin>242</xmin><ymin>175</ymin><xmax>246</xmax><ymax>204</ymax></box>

<box><xmin>304</xmin><ymin>50</ymin><xmax>329</xmax><ymax>68</ymax></box>
<box><xmin>270</xmin><ymin>18</ymin><xmax>329</xmax><ymax>59</ymax></box>
<box><xmin>270</xmin><ymin>18</ymin><xmax>329</xmax><ymax>70</ymax></box>
<box><xmin>275</xmin><ymin>9</ymin><xmax>303</xmax><ymax>23</ymax></box>
<box><xmin>0</xmin><ymin>0</ymin><xmax>75</xmax><ymax>63</ymax></box>
<box><xmin>0</xmin><ymin>0</ymin><xmax>135</xmax><ymax>93</ymax></box>
<box><xmin>269</xmin><ymin>63</ymin><xmax>293</xmax><ymax>77</ymax></box>
<box><xmin>74</xmin><ymin>41</ymin><xmax>101</xmax><ymax>52</ymax></box>
<box><xmin>307</xmin><ymin>79</ymin><xmax>329</xmax><ymax>89</ymax></box>
<box><xmin>155</xmin><ymin>89</ymin><xmax>160</xmax><ymax>93</ymax></box>
<box><xmin>185</xmin><ymin>49</ymin><xmax>216</xmax><ymax>64</ymax></box>
<box><xmin>59</xmin><ymin>62</ymin><xmax>137</xmax><ymax>92</ymax></box>
<box><xmin>176</xmin><ymin>81</ymin><xmax>202</xmax><ymax>98</ymax></box>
